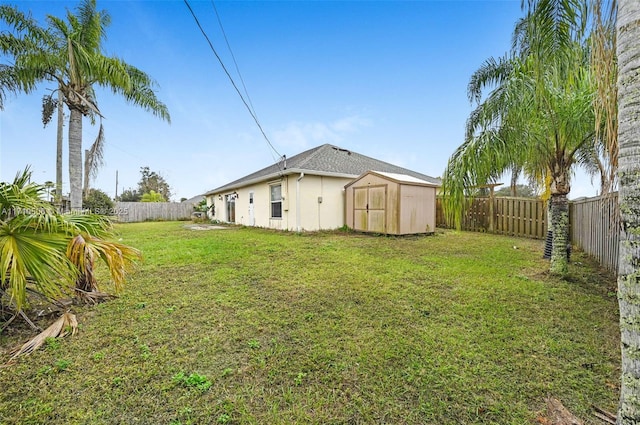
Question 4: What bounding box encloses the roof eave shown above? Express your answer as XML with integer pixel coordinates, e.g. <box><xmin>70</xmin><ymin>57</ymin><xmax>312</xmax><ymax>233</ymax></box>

<box><xmin>204</xmin><ymin>168</ymin><xmax>359</xmax><ymax>196</ymax></box>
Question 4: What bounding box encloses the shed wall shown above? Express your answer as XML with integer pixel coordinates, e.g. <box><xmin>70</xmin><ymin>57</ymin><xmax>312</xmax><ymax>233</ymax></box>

<box><xmin>398</xmin><ymin>185</ymin><xmax>437</xmax><ymax>234</ymax></box>
<box><xmin>345</xmin><ymin>172</ymin><xmax>437</xmax><ymax>235</ymax></box>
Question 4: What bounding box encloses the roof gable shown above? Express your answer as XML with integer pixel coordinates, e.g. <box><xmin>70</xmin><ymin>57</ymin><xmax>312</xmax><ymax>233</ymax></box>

<box><xmin>345</xmin><ymin>171</ymin><xmax>441</xmax><ymax>189</ymax></box>
<box><xmin>205</xmin><ymin>144</ymin><xmax>441</xmax><ymax>195</ymax></box>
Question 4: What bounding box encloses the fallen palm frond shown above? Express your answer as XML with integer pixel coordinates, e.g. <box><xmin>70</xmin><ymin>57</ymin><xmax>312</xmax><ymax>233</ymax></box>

<box><xmin>8</xmin><ymin>312</ymin><xmax>77</xmax><ymax>361</ymax></box>
<box><xmin>592</xmin><ymin>404</ymin><xmax>616</xmax><ymax>424</ymax></box>
<box><xmin>546</xmin><ymin>397</ymin><xmax>584</xmax><ymax>425</ymax></box>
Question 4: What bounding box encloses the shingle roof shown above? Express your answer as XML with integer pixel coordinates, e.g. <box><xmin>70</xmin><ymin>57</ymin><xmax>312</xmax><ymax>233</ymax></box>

<box><xmin>204</xmin><ymin>144</ymin><xmax>441</xmax><ymax>195</ymax></box>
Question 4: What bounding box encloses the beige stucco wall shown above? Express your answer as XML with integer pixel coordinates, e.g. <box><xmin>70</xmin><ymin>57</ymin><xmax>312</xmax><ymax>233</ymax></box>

<box><xmin>206</xmin><ymin>174</ymin><xmax>352</xmax><ymax>231</ymax></box>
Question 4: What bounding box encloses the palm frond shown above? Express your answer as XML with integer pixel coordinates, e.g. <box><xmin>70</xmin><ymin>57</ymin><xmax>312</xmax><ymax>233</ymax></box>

<box><xmin>467</xmin><ymin>55</ymin><xmax>514</xmax><ymax>104</ymax></box>
<box><xmin>0</xmin><ymin>221</ymin><xmax>77</xmax><ymax>309</ymax></box>
<box><xmin>84</xmin><ymin>122</ymin><xmax>105</xmax><ymax>191</ymax></box>
<box><xmin>9</xmin><ymin>312</ymin><xmax>77</xmax><ymax>360</ymax></box>
<box><xmin>66</xmin><ymin>233</ymin><xmax>141</xmax><ymax>294</ymax></box>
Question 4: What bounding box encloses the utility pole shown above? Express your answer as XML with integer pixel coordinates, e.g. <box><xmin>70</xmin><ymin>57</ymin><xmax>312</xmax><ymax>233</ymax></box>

<box><xmin>115</xmin><ymin>170</ymin><xmax>119</xmax><ymax>200</ymax></box>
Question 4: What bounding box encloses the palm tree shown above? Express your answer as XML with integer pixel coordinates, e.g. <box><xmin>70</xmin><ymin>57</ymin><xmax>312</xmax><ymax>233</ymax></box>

<box><xmin>0</xmin><ymin>169</ymin><xmax>75</xmax><ymax>310</ymax></box>
<box><xmin>1</xmin><ymin>168</ymin><xmax>140</xmax><ymax>311</ymax></box>
<box><xmin>41</xmin><ymin>85</ymin><xmax>67</xmax><ymax>209</ymax></box>
<box><xmin>615</xmin><ymin>0</ymin><xmax>640</xmax><ymax>422</ymax></box>
<box><xmin>51</xmin><ymin>0</ymin><xmax>170</xmax><ymax>209</ymax></box>
<box><xmin>442</xmin><ymin>0</ymin><xmax>602</xmax><ymax>275</ymax></box>
<box><xmin>0</xmin><ymin>6</ymin><xmax>45</xmax><ymax>108</ymax></box>
<box><xmin>591</xmin><ymin>0</ymin><xmax>618</xmax><ymax>194</ymax></box>
<box><xmin>1</xmin><ymin>0</ymin><xmax>170</xmax><ymax>210</ymax></box>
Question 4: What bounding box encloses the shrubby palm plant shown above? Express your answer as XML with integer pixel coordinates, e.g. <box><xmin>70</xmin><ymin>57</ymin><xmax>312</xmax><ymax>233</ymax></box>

<box><xmin>0</xmin><ymin>168</ymin><xmax>140</xmax><ymax>312</ymax></box>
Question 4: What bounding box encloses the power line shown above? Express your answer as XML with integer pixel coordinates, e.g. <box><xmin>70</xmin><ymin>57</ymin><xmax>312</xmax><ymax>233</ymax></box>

<box><xmin>210</xmin><ymin>0</ymin><xmax>256</xmax><ymax>116</ymax></box>
<box><xmin>183</xmin><ymin>0</ymin><xmax>284</xmax><ymax>169</ymax></box>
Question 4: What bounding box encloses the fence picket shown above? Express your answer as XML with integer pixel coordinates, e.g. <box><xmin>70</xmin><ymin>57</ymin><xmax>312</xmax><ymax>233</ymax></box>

<box><xmin>113</xmin><ymin>202</ymin><xmax>194</xmax><ymax>223</ymax></box>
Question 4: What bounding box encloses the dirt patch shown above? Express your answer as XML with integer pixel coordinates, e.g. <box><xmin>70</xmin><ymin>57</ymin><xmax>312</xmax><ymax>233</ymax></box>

<box><xmin>183</xmin><ymin>224</ymin><xmax>229</xmax><ymax>231</ymax></box>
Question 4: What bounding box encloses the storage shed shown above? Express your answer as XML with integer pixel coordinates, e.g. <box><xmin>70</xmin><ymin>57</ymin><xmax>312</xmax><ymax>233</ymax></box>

<box><xmin>344</xmin><ymin>171</ymin><xmax>440</xmax><ymax>235</ymax></box>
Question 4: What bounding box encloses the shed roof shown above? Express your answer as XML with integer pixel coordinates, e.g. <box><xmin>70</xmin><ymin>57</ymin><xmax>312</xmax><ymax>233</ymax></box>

<box><xmin>204</xmin><ymin>144</ymin><xmax>441</xmax><ymax>195</ymax></box>
<box><xmin>371</xmin><ymin>171</ymin><xmax>440</xmax><ymax>186</ymax></box>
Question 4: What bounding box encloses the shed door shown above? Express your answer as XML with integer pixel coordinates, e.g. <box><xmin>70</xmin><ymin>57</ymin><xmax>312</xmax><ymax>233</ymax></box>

<box><xmin>353</xmin><ymin>185</ymin><xmax>386</xmax><ymax>233</ymax></box>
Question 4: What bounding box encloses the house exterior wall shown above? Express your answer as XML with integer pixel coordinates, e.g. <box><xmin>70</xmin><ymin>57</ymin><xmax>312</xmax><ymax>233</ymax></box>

<box><xmin>290</xmin><ymin>175</ymin><xmax>351</xmax><ymax>231</ymax></box>
<box><xmin>206</xmin><ymin>174</ymin><xmax>351</xmax><ymax>231</ymax></box>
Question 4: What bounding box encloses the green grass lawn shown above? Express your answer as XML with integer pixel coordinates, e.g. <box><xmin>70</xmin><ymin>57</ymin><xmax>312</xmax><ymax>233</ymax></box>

<box><xmin>0</xmin><ymin>222</ymin><xmax>620</xmax><ymax>424</ymax></box>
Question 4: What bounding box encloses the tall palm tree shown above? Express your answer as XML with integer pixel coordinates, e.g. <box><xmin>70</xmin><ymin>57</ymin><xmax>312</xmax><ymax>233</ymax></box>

<box><xmin>1</xmin><ymin>0</ymin><xmax>171</xmax><ymax>210</ymax></box>
<box><xmin>49</xmin><ymin>0</ymin><xmax>170</xmax><ymax>209</ymax></box>
<box><xmin>615</xmin><ymin>0</ymin><xmax>640</xmax><ymax>422</ymax></box>
<box><xmin>442</xmin><ymin>0</ymin><xmax>602</xmax><ymax>275</ymax></box>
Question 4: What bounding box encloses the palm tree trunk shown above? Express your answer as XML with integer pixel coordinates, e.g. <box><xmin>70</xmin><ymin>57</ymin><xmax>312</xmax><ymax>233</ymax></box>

<box><xmin>68</xmin><ymin>107</ymin><xmax>83</xmax><ymax>211</ymax></box>
<box><xmin>510</xmin><ymin>165</ymin><xmax>521</xmax><ymax>197</ymax></box>
<box><xmin>616</xmin><ymin>0</ymin><xmax>640</xmax><ymax>422</ymax></box>
<box><xmin>83</xmin><ymin>149</ymin><xmax>90</xmax><ymax>199</ymax></box>
<box><xmin>55</xmin><ymin>88</ymin><xmax>64</xmax><ymax>211</ymax></box>
<box><xmin>549</xmin><ymin>192</ymin><xmax>569</xmax><ymax>275</ymax></box>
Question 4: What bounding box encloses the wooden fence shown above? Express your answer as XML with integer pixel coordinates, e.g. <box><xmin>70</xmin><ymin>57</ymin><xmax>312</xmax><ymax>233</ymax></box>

<box><xmin>437</xmin><ymin>194</ymin><xmax>621</xmax><ymax>273</ymax></box>
<box><xmin>436</xmin><ymin>197</ymin><xmax>547</xmax><ymax>239</ymax></box>
<box><xmin>113</xmin><ymin>202</ymin><xmax>194</xmax><ymax>223</ymax></box>
<box><xmin>569</xmin><ymin>194</ymin><xmax>620</xmax><ymax>273</ymax></box>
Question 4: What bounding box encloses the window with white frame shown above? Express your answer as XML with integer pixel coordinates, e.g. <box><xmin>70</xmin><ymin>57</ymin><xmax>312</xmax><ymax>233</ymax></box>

<box><xmin>270</xmin><ymin>184</ymin><xmax>282</xmax><ymax>219</ymax></box>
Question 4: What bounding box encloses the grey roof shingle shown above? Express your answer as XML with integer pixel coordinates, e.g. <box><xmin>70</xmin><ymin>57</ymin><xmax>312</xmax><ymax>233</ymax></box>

<box><xmin>204</xmin><ymin>144</ymin><xmax>440</xmax><ymax>195</ymax></box>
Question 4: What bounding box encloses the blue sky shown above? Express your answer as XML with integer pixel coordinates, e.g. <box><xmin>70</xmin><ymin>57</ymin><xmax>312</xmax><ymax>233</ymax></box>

<box><xmin>0</xmin><ymin>0</ymin><xmax>600</xmax><ymax>201</ymax></box>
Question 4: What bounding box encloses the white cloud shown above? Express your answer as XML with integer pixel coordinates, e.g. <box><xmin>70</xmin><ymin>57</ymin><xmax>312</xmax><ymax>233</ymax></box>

<box><xmin>272</xmin><ymin>115</ymin><xmax>372</xmax><ymax>151</ymax></box>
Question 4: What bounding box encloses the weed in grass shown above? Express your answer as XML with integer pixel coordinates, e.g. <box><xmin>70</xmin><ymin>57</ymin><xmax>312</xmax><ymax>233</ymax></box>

<box><xmin>92</xmin><ymin>351</ymin><xmax>105</xmax><ymax>361</ymax></box>
<box><xmin>173</xmin><ymin>372</ymin><xmax>212</xmax><ymax>392</ymax></box>
<box><xmin>139</xmin><ymin>344</ymin><xmax>151</xmax><ymax>360</ymax></box>
<box><xmin>37</xmin><ymin>366</ymin><xmax>53</xmax><ymax>376</ymax></box>
<box><xmin>248</xmin><ymin>339</ymin><xmax>260</xmax><ymax>349</ymax></box>
<box><xmin>134</xmin><ymin>302</ymin><xmax>146</xmax><ymax>309</ymax></box>
<box><xmin>221</xmin><ymin>368</ymin><xmax>233</xmax><ymax>378</ymax></box>
<box><xmin>54</xmin><ymin>359</ymin><xmax>71</xmax><ymax>372</ymax></box>
<box><xmin>217</xmin><ymin>413</ymin><xmax>231</xmax><ymax>424</ymax></box>
<box><xmin>294</xmin><ymin>372</ymin><xmax>307</xmax><ymax>386</ymax></box>
<box><xmin>166</xmin><ymin>305</ymin><xmax>177</xmax><ymax>313</ymax></box>
<box><xmin>44</xmin><ymin>337</ymin><xmax>61</xmax><ymax>351</ymax></box>
<box><xmin>112</xmin><ymin>377</ymin><xmax>123</xmax><ymax>387</ymax></box>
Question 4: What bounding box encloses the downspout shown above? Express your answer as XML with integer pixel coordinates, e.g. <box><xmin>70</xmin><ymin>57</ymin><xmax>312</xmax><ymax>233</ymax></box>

<box><xmin>296</xmin><ymin>172</ymin><xmax>305</xmax><ymax>232</ymax></box>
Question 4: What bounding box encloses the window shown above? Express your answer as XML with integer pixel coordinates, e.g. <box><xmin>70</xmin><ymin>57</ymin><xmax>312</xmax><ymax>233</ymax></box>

<box><xmin>270</xmin><ymin>184</ymin><xmax>282</xmax><ymax>218</ymax></box>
